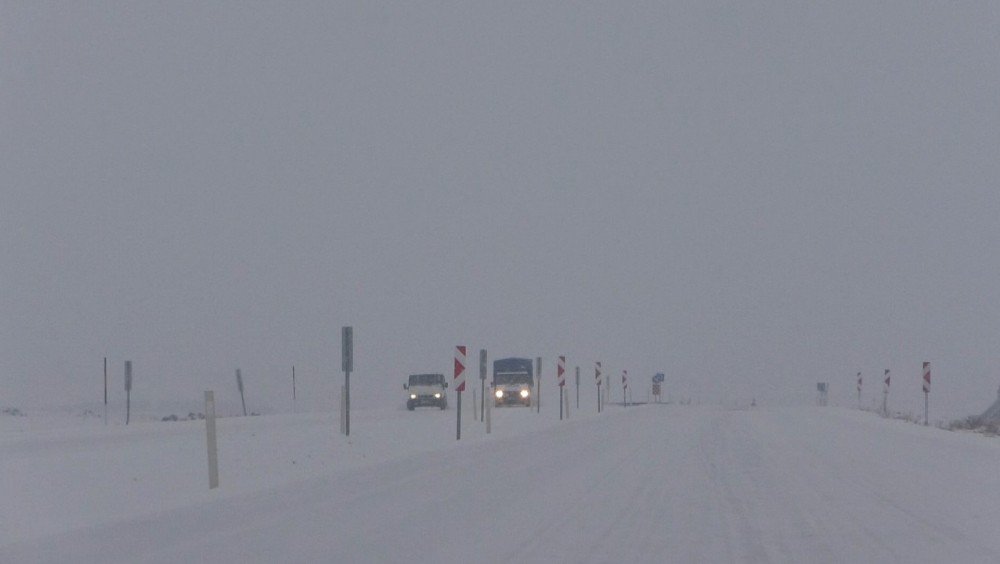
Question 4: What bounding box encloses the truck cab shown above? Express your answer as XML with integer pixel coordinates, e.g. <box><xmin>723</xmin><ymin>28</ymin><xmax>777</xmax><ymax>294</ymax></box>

<box><xmin>404</xmin><ymin>373</ymin><xmax>448</xmax><ymax>410</ymax></box>
<box><xmin>493</xmin><ymin>357</ymin><xmax>533</xmax><ymax>407</ymax></box>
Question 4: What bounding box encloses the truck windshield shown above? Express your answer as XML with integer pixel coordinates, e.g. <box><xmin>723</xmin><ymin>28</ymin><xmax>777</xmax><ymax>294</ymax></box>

<box><xmin>494</xmin><ymin>373</ymin><xmax>532</xmax><ymax>386</ymax></box>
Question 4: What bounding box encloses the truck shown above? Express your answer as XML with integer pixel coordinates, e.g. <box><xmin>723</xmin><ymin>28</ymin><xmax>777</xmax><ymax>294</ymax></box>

<box><xmin>404</xmin><ymin>373</ymin><xmax>448</xmax><ymax>410</ymax></box>
<box><xmin>492</xmin><ymin>357</ymin><xmax>533</xmax><ymax>407</ymax></box>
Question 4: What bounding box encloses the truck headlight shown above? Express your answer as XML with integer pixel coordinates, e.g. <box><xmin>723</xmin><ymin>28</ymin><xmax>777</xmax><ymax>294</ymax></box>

<box><xmin>520</xmin><ymin>389</ymin><xmax>530</xmax><ymax>398</ymax></box>
<box><xmin>495</xmin><ymin>390</ymin><xmax>504</xmax><ymax>399</ymax></box>
<box><xmin>433</xmin><ymin>393</ymin><xmax>441</xmax><ymax>399</ymax></box>
<box><xmin>409</xmin><ymin>394</ymin><xmax>417</xmax><ymax>400</ymax></box>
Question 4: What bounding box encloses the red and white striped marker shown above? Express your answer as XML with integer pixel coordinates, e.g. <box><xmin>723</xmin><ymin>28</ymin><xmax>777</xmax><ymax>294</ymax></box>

<box><xmin>922</xmin><ymin>362</ymin><xmax>931</xmax><ymax>393</ymax></box>
<box><xmin>883</xmin><ymin>369</ymin><xmax>890</xmax><ymax>392</ymax></box>
<box><xmin>622</xmin><ymin>369</ymin><xmax>628</xmax><ymax>389</ymax></box>
<box><xmin>557</xmin><ymin>356</ymin><xmax>566</xmax><ymax>387</ymax></box>
<box><xmin>454</xmin><ymin>346</ymin><xmax>466</xmax><ymax>392</ymax></box>
<box><xmin>857</xmin><ymin>372</ymin><xmax>862</xmax><ymax>393</ymax></box>
<box><xmin>595</xmin><ymin>361</ymin><xmax>602</xmax><ymax>386</ymax></box>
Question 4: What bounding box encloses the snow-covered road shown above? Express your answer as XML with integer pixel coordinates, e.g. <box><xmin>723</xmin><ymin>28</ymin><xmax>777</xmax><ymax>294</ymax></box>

<box><xmin>3</xmin><ymin>405</ymin><xmax>1000</xmax><ymax>563</ymax></box>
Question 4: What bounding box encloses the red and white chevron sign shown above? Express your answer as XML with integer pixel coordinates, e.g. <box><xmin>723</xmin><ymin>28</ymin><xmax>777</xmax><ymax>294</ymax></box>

<box><xmin>857</xmin><ymin>372</ymin><xmax>862</xmax><ymax>392</ymax></box>
<box><xmin>922</xmin><ymin>362</ymin><xmax>931</xmax><ymax>393</ymax></box>
<box><xmin>883</xmin><ymin>369</ymin><xmax>890</xmax><ymax>391</ymax></box>
<box><xmin>622</xmin><ymin>369</ymin><xmax>628</xmax><ymax>389</ymax></box>
<box><xmin>557</xmin><ymin>356</ymin><xmax>566</xmax><ymax>387</ymax></box>
<box><xmin>454</xmin><ymin>346</ymin><xmax>466</xmax><ymax>392</ymax></box>
<box><xmin>595</xmin><ymin>361</ymin><xmax>602</xmax><ymax>386</ymax></box>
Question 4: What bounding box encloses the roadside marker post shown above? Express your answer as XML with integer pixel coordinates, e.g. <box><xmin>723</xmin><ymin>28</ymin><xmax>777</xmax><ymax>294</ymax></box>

<box><xmin>857</xmin><ymin>372</ymin><xmax>862</xmax><ymax>409</ymax></box>
<box><xmin>558</xmin><ymin>356</ymin><xmax>566</xmax><ymax>420</ymax></box>
<box><xmin>124</xmin><ymin>360</ymin><xmax>132</xmax><ymax>425</ymax></box>
<box><xmin>103</xmin><ymin>357</ymin><xmax>108</xmax><ymax>426</ymax></box>
<box><xmin>480</xmin><ymin>349</ymin><xmax>487</xmax><ymax>423</ymax></box>
<box><xmin>923</xmin><ymin>362</ymin><xmax>931</xmax><ymax>426</ymax></box>
<box><xmin>535</xmin><ymin>357</ymin><xmax>542</xmax><ymax>414</ymax></box>
<box><xmin>342</xmin><ymin>326</ymin><xmax>353</xmax><ymax>436</ymax></box>
<box><xmin>486</xmin><ymin>376</ymin><xmax>492</xmax><ymax>434</ymax></box>
<box><xmin>622</xmin><ymin>369</ymin><xmax>628</xmax><ymax>407</ymax></box>
<box><xmin>340</xmin><ymin>385</ymin><xmax>347</xmax><ymax>435</ymax></box>
<box><xmin>236</xmin><ymin>368</ymin><xmax>247</xmax><ymax>416</ymax></box>
<box><xmin>205</xmin><ymin>391</ymin><xmax>219</xmax><ymax>489</ymax></box>
<box><xmin>882</xmin><ymin>369</ymin><xmax>890</xmax><ymax>416</ymax></box>
<box><xmin>455</xmin><ymin>346</ymin><xmax>466</xmax><ymax>440</ymax></box>
<box><xmin>596</xmin><ymin>361</ymin><xmax>602</xmax><ymax>413</ymax></box>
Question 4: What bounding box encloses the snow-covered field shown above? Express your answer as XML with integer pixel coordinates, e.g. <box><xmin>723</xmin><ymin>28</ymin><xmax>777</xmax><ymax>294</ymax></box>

<box><xmin>2</xmin><ymin>402</ymin><xmax>999</xmax><ymax>563</ymax></box>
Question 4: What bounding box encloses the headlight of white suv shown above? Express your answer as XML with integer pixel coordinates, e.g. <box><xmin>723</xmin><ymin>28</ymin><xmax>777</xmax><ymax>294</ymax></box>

<box><xmin>433</xmin><ymin>393</ymin><xmax>441</xmax><ymax>399</ymax></box>
<box><xmin>495</xmin><ymin>390</ymin><xmax>504</xmax><ymax>399</ymax></box>
<box><xmin>520</xmin><ymin>389</ymin><xmax>530</xmax><ymax>398</ymax></box>
<box><xmin>409</xmin><ymin>394</ymin><xmax>417</xmax><ymax>400</ymax></box>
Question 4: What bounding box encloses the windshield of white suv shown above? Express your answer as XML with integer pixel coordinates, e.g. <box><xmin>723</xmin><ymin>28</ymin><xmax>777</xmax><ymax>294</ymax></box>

<box><xmin>408</xmin><ymin>374</ymin><xmax>443</xmax><ymax>386</ymax></box>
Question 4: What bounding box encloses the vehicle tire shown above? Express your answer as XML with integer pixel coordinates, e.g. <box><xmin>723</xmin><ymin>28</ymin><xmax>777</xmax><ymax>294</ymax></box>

<box><xmin>407</xmin><ymin>402</ymin><xmax>415</xmax><ymax>411</ymax></box>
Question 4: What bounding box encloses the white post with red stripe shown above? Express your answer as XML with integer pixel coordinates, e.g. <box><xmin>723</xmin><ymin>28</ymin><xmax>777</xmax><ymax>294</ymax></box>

<box><xmin>455</xmin><ymin>346</ymin><xmax>466</xmax><ymax>440</ymax></box>
<box><xmin>558</xmin><ymin>356</ymin><xmax>566</xmax><ymax>420</ymax></box>
<box><xmin>595</xmin><ymin>361</ymin><xmax>603</xmax><ymax>413</ymax></box>
<box><xmin>923</xmin><ymin>362</ymin><xmax>931</xmax><ymax>426</ymax></box>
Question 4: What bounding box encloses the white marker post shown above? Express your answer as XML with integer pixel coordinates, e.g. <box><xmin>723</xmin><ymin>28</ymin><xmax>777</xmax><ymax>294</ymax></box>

<box><xmin>205</xmin><ymin>391</ymin><xmax>219</xmax><ymax>489</ymax></box>
<box><xmin>455</xmin><ymin>346</ymin><xmax>466</xmax><ymax>440</ymax></box>
<box><xmin>622</xmin><ymin>369</ymin><xmax>628</xmax><ymax>407</ymax></box>
<box><xmin>236</xmin><ymin>368</ymin><xmax>247</xmax><ymax>416</ymax></box>
<box><xmin>923</xmin><ymin>362</ymin><xmax>931</xmax><ymax>426</ymax></box>
<box><xmin>856</xmin><ymin>372</ymin><xmax>862</xmax><ymax>409</ymax></box>
<box><xmin>486</xmin><ymin>377</ymin><xmax>492</xmax><ymax>435</ymax></box>
<box><xmin>535</xmin><ymin>357</ymin><xmax>542</xmax><ymax>414</ymax></box>
<box><xmin>558</xmin><ymin>356</ymin><xmax>566</xmax><ymax>420</ymax></box>
<box><xmin>882</xmin><ymin>369</ymin><xmax>890</xmax><ymax>416</ymax></box>
<box><xmin>596</xmin><ymin>361</ymin><xmax>602</xmax><ymax>413</ymax></box>
<box><xmin>124</xmin><ymin>360</ymin><xmax>132</xmax><ymax>425</ymax></box>
<box><xmin>480</xmin><ymin>349</ymin><xmax>487</xmax><ymax>423</ymax></box>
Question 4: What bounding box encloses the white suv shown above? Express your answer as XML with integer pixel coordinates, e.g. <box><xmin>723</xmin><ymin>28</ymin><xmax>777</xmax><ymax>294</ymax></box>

<box><xmin>404</xmin><ymin>373</ymin><xmax>448</xmax><ymax>410</ymax></box>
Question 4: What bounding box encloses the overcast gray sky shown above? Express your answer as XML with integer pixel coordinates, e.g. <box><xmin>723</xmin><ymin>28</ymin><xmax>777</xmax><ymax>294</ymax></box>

<box><xmin>2</xmin><ymin>1</ymin><xmax>998</xmax><ymax>418</ymax></box>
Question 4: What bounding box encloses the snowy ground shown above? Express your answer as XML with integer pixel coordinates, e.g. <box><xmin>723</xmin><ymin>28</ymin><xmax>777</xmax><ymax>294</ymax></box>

<box><xmin>1</xmin><ymin>401</ymin><xmax>999</xmax><ymax>563</ymax></box>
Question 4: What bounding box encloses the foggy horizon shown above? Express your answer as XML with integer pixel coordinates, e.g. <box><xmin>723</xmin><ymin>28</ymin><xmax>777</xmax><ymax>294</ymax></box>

<box><xmin>2</xmin><ymin>1</ymin><xmax>998</xmax><ymax>421</ymax></box>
